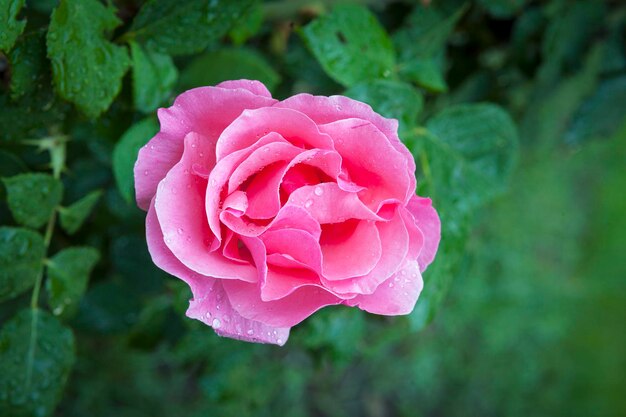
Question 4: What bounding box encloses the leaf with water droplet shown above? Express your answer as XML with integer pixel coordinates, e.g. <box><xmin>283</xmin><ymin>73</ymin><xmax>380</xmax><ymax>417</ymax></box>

<box><xmin>46</xmin><ymin>246</ymin><xmax>99</xmax><ymax>319</ymax></box>
<box><xmin>112</xmin><ymin>118</ymin><xmax>159</xmax><ymax>203</ymax></box>
<box><xmin>0</xmin><ymin>227</ymin><xmax>45</xmax><ymax>303</ymax></box>
<box><xmin>47</xmin><ymin>0</ymin><xmax>130</xmax><ymax>118</ymax></box>
<box><xmin>124</xmin><ymin>0</ymin><xmax>254</xmax><ymax>56</ymax></box>
<box><xmin>300</xmin><ymin>4</ymin><xmax>396</xmax><ymax>87</ymax></box>
<box><xmin>2</xmin><ymin>173</ymin><xmax>63</xmax><ymax>229</ymax></box>
<box><xmin>0</xmin><ymin>0</ymin><xmax>26</xmax><ymax>53</ymax></box>
<box><xmin>59</xmin><ymin>190</ymin><xmax>102</xmax><ymax>235</ymax></box>
<box><xmin>0</xmin><ymin>308</ymin><xmax>75</xmax><ymax>417</ymax></box>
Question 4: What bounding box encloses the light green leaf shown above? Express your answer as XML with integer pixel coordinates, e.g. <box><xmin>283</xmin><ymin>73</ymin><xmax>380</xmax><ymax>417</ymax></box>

<box><xmin>419</xmin><ymin>103</ymin><xmax>518</xmax><ymax>215</ymax></box>
<box><xmin>125</xmin><ymin>0</ymin><xmax>254</xmax><ymax>56</ymax></box>
<box><xmin>301</xmin><ymin>4</ymin><xmax>396</xmax><ymax>87</ymax></box>
<box><xmin>0</xmin><ymin>308</ymin><xmax>75</xmax><ymax>417</ymax></box>
<box><xmin>0</xmin><ymin>0</ymin><xmax>26</xmax><ymax>53</ymax></box>
<box><xmin>46</xmin><ymin>246</ymin><xmax>99</xmax><ymax>318</ymax></box>
<box><xmin>393</xmin><ymin>3</ymin><xmax>466</xmax><ymax>92</ymax></box>
<box><xmin>47</xmin><ymin>0</ymin><xmax>130</xmax><ymax>118</ymax></box>
<box><xmin>179</xmin><ymin>47</ymin><xmax>280</xmax><ymax>92</ymax></box>
<box><xmin>59</xmin><ymin>190</ymin><xmax>102</xmax><ymax>235</ymax></box>
<box><xmin>130</xmin><ymin>41</ymin><xmax>178</xmax><ymax>113</ymax></box>
<box><xmin>344</xmin><ymin>79</ymin><xmax>423</xmax><ymax>136</ymax></box>
<box><xmin>2</xmin><ymin>173</ymin><xmax>63</xmax><ymax>229</ymax></box>
<box><xmin>113</xmin><ymin>118</ymin><xmax>159</xmax><ymax>203</ymax></box>
<box><xmin>0</xmin><ymin>227</ymin><xmax>45</xmax><ymax>303</ymax></box>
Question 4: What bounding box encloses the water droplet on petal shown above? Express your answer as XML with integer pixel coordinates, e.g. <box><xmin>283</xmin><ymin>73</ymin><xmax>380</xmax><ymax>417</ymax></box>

<box><xmin>314</xmin><ymin>186</ymin><xmax>323</xmax><ymax>196</ymax></box>
<box><xmin>304</xmin><ymin>199</ymin><xmax>313</xmax><ymax>208</ymax></box>
<box><xmin>143</xmin><ymin>170</ymin><xmax>149</xmax><ymax>176</ymax></box>
<box><xmin>212</xmin><ymin>318</ymin><xmax>221</xmax><ymax>329</ymax></box>
<box><xmin>247</xmin><ymin>329</ymin><xmax>254</xmax><ymax>335</ymax></box>
<box><xmin>177</xmin><ymin>228</ymin><xmax>183</xmax><ymax>235</ymax></box>
<box><xmin>277</xmin><ymin>338</ymin><xmax>283</xmax><ymax>344</ymax></box>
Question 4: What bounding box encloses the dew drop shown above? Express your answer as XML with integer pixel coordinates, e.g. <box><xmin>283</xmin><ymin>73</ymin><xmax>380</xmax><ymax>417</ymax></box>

<box><xmin>205</xmin><ymin>311</ymin><xmax>212</xmax><ymax>319</ymax></box>
<box><xmin>314</xmin><ymin>186</ymin><xmax>323</xmax><ymax>196</ymax></box>
<box><xmin>212</xmin><ymin>318</ymin><xmax>221</xmax><ymax>329</ymax></box>
<box><xmin>277</xmin><ymin>338</ymin><xmax>283</xmax><ymax>344</ymax></box>
<box><xmin>247</xmin><ymin>329</ymin><xmax>254</xmax><ymax>335</ymax></box>
<box><xmin>143</xmin><ymin>170</ymin><xmax>149</xmax><ymax>176</ymax></box>
<box><xmin>177</xmin><ymin>228</ymin><xmax>183</xmax><ymax>235</ymax></box>
<box><xmin>304</xmin><ymin>199</ymin><xmax>313</xmax><ymax>208</ymax></box>
<box><xmin>388</xmin><ymin>282</ymin><xmax>394</xmax><ymax>287</ymax></box>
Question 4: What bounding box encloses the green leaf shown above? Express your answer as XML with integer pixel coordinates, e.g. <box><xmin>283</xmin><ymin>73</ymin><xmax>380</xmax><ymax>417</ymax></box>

<box><xmin>300</xmin><ymin>4</ymin><xmax>396</xmax><ymax>87</ymax></box>
<box><xmin>393</xmin><ymin>3</ymin><xmax>466</xmax><ymax>92</ymax></box>
<box><xmin>477</xmin><ymin>0</ymin><xmax>528</xmax><ymax>19</ymax></box>
<box><xmin>2</xmin><ymin>173</ymin><xmax>63</xmax><ymax>229</ymax></box>
<box><xmin>179</xmin><ymin>47</ymin><xmax>280</xmax><ymax>92</ymax></box>
<box><xmin>0</xmin><ymin>227</ymin><xmax>45</xmax><ymax>303</ymax></box>
<box><xmin>0</xmin><ymin>308</ymin><xmax>75</xmax><ymax>417</ymax></box>
<box><xmin>0</xmin><ymin>0</ymin><xmax>26</xmax><ymax>53</ymax></box>
<box><xmin>47</xmin><ymin>0</ymin><xmax>130</xmax><ymax>118</ymax></box>
<box><xmin>125</xmin><ymin>0</ymin><xmax>254</xmax><ymax>56</ymax></box>
<box><xmin>113</xmin><ymin>118</ymin><xmax>159</xmax><ymax>203</ymax></box>
<box><xmin>130</xmin><ymin>41</ymin><xmax>178</xmax><ymax>113</ymax></box>
<box><xmin>59</xmin><ymin>190</ymin><xmax>102</xmax><ymax>235</ymax></box>
<box><xmin>565</xmin><ymin>76</ymin><xmax>626</xmax><ymax>145</ymax></box>
<box><xmin>228</xmin><ymin>0</ymin><xmax>263</xmax><ymax>46</ymax></box>
<box><xmin>46</xmin><ymin>246</ymin><xmax>99</xmax><ymax>317</ymax></box>
<box><xmin>8</xmin><ymin>30</ymin><xmax>47</xmax><ymax>99</ymax></box>
<box><xmin>344</xmin><ymin>79</ymin><xmax>423</xmax><ymax>136</ymax></box>
<box><xmin>0</xmin><ymin>150</ymin><xmax>27</xmax><ymax>177</ymax></box>
<box><xmin>419</xmin><ymin>103</ymin><xmax>518</xmax><ymax>215</ymax></box>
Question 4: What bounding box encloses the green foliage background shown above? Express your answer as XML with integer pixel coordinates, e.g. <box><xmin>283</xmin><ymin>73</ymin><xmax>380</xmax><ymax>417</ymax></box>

<box><xmin>1</xmin><ymin>0</ymin><xmax>625</xmax><ymax>416</ymax></box>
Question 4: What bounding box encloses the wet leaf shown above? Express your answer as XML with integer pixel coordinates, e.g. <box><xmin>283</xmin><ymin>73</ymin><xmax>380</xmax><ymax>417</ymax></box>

<box><xmin>2</xmin><ymin>173</ymin><xmax>62</xmax><ymax>229</ymax></box>
<box><xmin>0</xmin><ymin>227</ymin><xmax>45</xmax><ymax>303</ymax></box>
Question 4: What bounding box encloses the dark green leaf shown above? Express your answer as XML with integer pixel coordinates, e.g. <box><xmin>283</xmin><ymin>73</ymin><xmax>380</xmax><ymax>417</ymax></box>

<box><xmin>179</xmin><ymin>47</ymin><xmax>280</xmax><ymax>92</ymax></box>
<box><xmin>0</xmin><ymin>150</ymin><xmax>27</xmax><ymax>177</ymax></box>
<box><xmin>125</xmin><ymin>0</ymin><xmax>254</xmax><ymax>56</ymax></box>
<box><xmin>46</xmin><ymin>246</ymin><xmax>99</xmax><ymax>317</ymax></box>
<box><xmin>130</xmin><ymin>41</ymin><xmax>178</xmax><ymax>113</ymax></box>
<box><xmin>112</xmin><ymin>118</ymin><xmax>159</xmax><ymax>203</ymax></box>
<box><xmin>0</xmin><ymin>227</ymin><xmax>45</xmax><ymax>303</ymax></box>
<box><xmin>0</xmin><ymin>308</ymin><xmax>75</xmax><ymax>417</ymax></box>
<box><xmin>0</xmin><ymin>0</ymin><xmax>26</xmax><ymax>53</ymax></box>
<box><xmin>419</xmin><ymin>103</ymin><xmax>518</xmax><ymax>215</ymax></box>
<box><xmin>8</xmin><ymin>30</ymin><xmax>47</xmax><ymax>99</ymax></box>
<box><xmin>565</xmin><ymin>76</ymin><xmax>626</xmax><ymax>145</ymax></box>
<box><xmin>47</xmin><ymin>0</ymin><xmax>130</xmax><ymax>118</ymax></box>
<box><xmin>59</xmin><ymin>190</ymin><xmax>102</xmax><ymax>235</ymax></box>
<box><xmin>228</xmin><ymin>0</ymin><xmax>263</xmax><ymax>46</ymax></box>
<box><xmin>393</xmin><ymin>3</ymin><xmax>466</xmax><ymax>92</ymax></box>
<box><xmin>2</xmin><ymin>173</ymin><xmax>62</xmax><ymax>229</ymax></box>
<box><xmin>300</xmin><ymin>4</ymin><xmax>395</xmax><ymax>87</ymax></box>
<box><xmin>477</xmin><ymin>0</ymin><xmax>528</xmax><ymax>19</ymax></box>
<box><xmin>344</xmin><ymin>79</ymin><xmax>423</xmax><ymax>136</ymax></box>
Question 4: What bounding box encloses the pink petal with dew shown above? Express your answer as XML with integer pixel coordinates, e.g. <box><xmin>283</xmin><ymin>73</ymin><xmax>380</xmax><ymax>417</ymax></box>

<box><xmin>319</xmin><ymin>118</ymin><xmax>412</xmax><ymax>209</ymax></box>
<box><xmin>146</xmin><ymin>199</ymin><xmax>288</xmax><ymax>345</ymax></box>
<box><xmin>216</xmin><ymin>79</ymin><xmax>273</xmax><ymax>98</ymax></box>
<box><xmin>215</xmin><ymin>107</ymin><xmax>334</xmax><ymax>161</ymax></box>
<box><xmin>154</xmin><ymin>132</ymin><xmax>256</xmax><ymax>282</ymax></box>
<box><xmin>135</xmin><ymin>85</ymin><xmax>275</xmax><ymax>210</ymax></box>
<box><xmin>346</xmin><ymin>260</ymin><xmax>424</xmax><ymax>315</ymax></box>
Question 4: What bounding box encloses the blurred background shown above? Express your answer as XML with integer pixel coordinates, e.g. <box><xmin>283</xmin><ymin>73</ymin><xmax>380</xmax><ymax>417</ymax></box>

<box><xmin>1</xmin><ymin>0</ymin><xmax>625</xmax><ymax>416</ymax></box>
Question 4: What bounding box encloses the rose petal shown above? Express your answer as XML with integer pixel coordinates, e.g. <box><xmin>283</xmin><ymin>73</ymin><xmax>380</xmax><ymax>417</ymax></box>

<box><xmin>320</xmin><ymin>219</ymin><xmax>381</xmax><ymax>280</ymax></box>
<box><xmin>322</xmin><ymin>211</ymin><xmax>409</xmax><ymax>294</ymax></box>
<box><xmin>216</xmin><ymin>79</ymin><xmax>273</xmax><ymax>98</ymax></box>
<box><xmin>285</xmin><ymin>183</ymin><xmax>382</xmax><ymax>224</ymax></box>
<box><xmin>407</xmin><ymin>196</ymin><xmax>441</xmax><ymax>271</ymax></box>
<box><xmin>135</xmin><ymin>86</ymin><xmax>276</xmax><ymax>210</ymax></box>
<box><xmin>262</xmin><ymin>228</ymin><xmax>323</xmax><ymax>274</ymax></box>
<box><xmin>346</xmin><ymin>260</ymin><xmax>423</xmax><ymax>315</ymax></box>
<box><xmin>276</xmin><ymin>93</ymin><xmax>416</xmax><ymax>191</ymax></box>
<box><xmin>319</xmin><ymin>118</ymin><xmax>412</xmax><ymax>209</ymax></box>
<box><xmin>244</xmin><ymin>162</ymin><xmax>289</xmax><ymax>219</ymax></box>
<box><xmin>267</xmin><ymin>205</ymin><xmax>321</xmax><ymax>239</ymax></box>
<box><xmin>155</xmin><ymin>132</ymin><xmax>256</xmax><ymax>281</ymax></box>
<box><xmin>146</xmin><ymin>199</ymin><xmax>287</xmax><ymax>345</ymax></box>
<box><xmin>215</xmin><ymin>107</ymin><xmax>334</xmax><ymax>161</ymax></box>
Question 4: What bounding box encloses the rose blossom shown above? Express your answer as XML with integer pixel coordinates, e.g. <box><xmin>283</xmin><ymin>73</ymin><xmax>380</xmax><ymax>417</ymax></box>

<box><xmin>134</xmin><ymin>80</ymin><xmax>440</xmax><ymax>345</ymax></box>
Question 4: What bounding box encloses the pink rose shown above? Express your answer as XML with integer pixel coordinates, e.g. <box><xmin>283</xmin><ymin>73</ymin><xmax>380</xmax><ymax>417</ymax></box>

<box><xmin>135</xmin><ymin>80</ymin><xmax>440</xmax><ymax>345</ymax></box>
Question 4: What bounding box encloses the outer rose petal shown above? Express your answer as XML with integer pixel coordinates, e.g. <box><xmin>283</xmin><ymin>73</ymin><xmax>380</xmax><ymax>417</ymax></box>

<box><xmin>216</xmin><ymin>79</ymin><xmax>273</xmax><ymax>98</ymax></box>
<box><xmin>146</xmin><ymin>199</ymin><xmax>289</xmax><ymax>345</ymax></box>
<box><xmin>407</xmin><ymin>196</ymin><xmax>441</xmax><ymax>271</ymax></box>
<box><xmin>135</xmin><ymin>85</ymin><xmax>276</xmax><ymax>210</ymax></box>
<box><xmin>346</xmin><ymin>260</ymin><xmax>423</xmax><ymax>315</ymax></box>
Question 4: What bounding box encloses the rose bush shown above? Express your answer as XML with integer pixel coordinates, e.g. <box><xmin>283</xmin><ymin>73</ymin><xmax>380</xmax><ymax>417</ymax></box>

<box><xmin>134</xmin><ymin>79</ymin><xmax>440</xmax><ymax>345</ymax></box>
